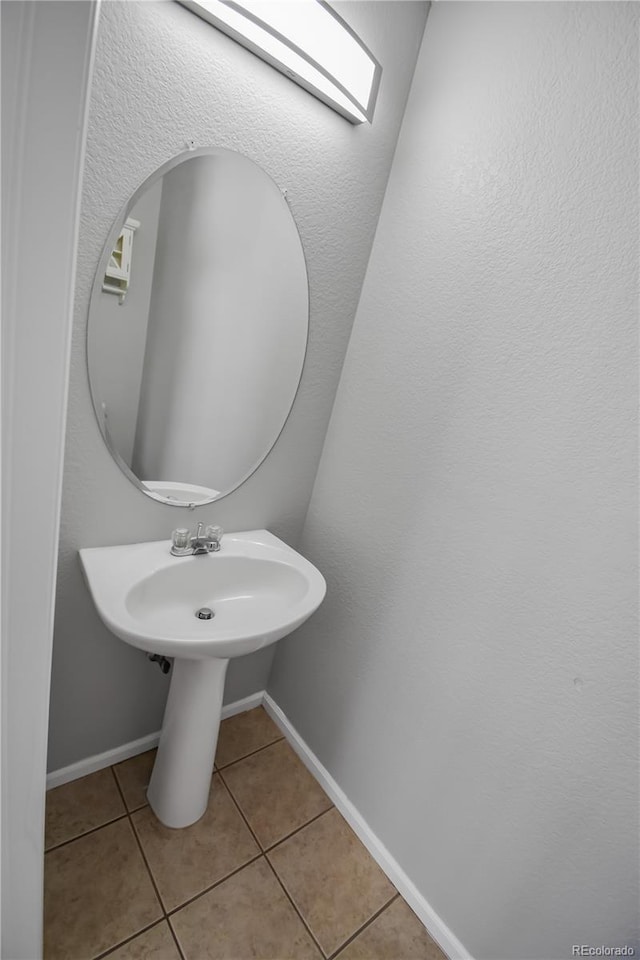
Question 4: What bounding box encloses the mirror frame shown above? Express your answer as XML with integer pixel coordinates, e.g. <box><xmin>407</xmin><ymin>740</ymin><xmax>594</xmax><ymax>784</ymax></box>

<box><xmin>87</xmin><ymin>146</ymin><xmax>309</xmax><ymax>507</ymax></box>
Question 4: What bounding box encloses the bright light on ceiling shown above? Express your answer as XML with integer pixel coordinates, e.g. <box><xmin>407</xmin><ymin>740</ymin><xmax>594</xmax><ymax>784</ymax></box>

<box><xmin>177</xmin><ymin>0</ymin><xmax>381</xmax><ymax>124</ymax></box>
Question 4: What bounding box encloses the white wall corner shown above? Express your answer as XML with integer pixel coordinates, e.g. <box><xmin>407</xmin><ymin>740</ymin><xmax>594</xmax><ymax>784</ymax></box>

<box><xmin>1</xmin><ymin>2</ymin><xmax>101</xmax><ymax>956</ymax></box>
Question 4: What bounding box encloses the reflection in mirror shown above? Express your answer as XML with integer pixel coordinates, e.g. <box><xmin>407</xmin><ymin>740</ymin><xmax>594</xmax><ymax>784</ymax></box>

<box><xmin>88</xmin><ymin>148</ymin><xmax>308</xmax><ymax>506</ymax></box>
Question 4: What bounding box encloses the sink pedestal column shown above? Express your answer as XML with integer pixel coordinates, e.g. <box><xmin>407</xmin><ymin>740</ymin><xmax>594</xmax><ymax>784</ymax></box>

<box><xmin>147</xmin><ymin>656</ymin><xmax>229</xmax><ymax>828</ymax></box>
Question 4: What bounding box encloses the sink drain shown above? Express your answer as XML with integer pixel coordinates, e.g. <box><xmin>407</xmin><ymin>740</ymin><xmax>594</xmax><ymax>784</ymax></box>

<box><xmin>195</xmin><ymin>607</ymin><xmax>214</xmax><ymax>620</ymax></box>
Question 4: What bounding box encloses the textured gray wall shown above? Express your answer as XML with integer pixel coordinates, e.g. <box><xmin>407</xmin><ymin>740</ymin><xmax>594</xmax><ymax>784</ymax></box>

<box><xmin>48</xmin><ymin>0</ymin><xmax>428</xmax><ymax>771</ymax></box>
<box><xmin>269</xmin><ymin>3</ymin><xmax>639</xmax><ymax>957</ymax></box>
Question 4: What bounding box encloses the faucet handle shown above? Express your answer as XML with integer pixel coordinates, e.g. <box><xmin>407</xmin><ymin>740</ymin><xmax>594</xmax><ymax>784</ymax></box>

<box><xmin>170</xmin><ymin>528</ymin><xmax>191</xmax><ymax>556</ymax></box>
<box><xmin>206</xmin><ymin>524</ymin><xmax>223</xmax><ymax>543</ymax></box>
<box><xmin>172</xmin><ymin>528</ymin><xmax>189</xmax><ymax>548</ymax></box>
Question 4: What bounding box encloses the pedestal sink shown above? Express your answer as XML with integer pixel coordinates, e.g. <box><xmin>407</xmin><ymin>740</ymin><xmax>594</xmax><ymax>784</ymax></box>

<box><xmin>79</xmin><ymin>530</ymin><xmax>326</xmax><ymax>828</ymax></box>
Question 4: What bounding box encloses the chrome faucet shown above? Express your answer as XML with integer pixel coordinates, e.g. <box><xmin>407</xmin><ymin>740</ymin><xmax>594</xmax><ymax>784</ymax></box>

<box><xmin>171</xmin><ymin>523</ymin><xmax>223</xmax><ymax>556</ymax></box>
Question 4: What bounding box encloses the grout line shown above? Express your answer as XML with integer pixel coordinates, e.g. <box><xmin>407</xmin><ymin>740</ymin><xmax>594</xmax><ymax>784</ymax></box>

<box><xmin>109</xmin><ymin>765</ymin><xmax>128</xmax><ymax>808</ymax></box>
<box><xmin>263</xmin><ymin>804</ymin><xmax>333</xmax><ymax>853</ymax></box>
<box><xmin>326</xmin><ymin>893</ymin><xmax>400</xmax><ymax>960</ymax></box>
<box><xmin>110</xmin><ymin>767</ymin><xmax>170</xmax><ymax>925</ymax></box>
<box><xmin>166</xmin><ymin>914</ymin><xmax>187</xmax><ymax>960</ymax></box>
<box><xmin>215</xmin><ymin>734</ymin><xmax>285</xmax><ymax>771</ymax></box>
<box><xmin>127</xmin><ymin>813</ymin><xmax>168</xmax><ymax>917</ymax></box>
<box><xmin>214</xmin><ymin>775</ymin><xmax>327</xmax><ymax>958</ymax></box>
<box><xmin>111</xmin><ymin>765</ymin><xmax>150</xmax><ymax>815</ymax></box>
<box><xmin>44</xmin><ymin>811</ymin><xmax>129</xmax><ymax>854</ymax></box>
<box><xmin>111</xmin><ymin>762</ymin><xmax>124</xmax><ymax>795</ymax></box>
<box><xmin>166</xmin><ymin>852</ymin><xmax>264</xmax><ymax>917</ymax></box>
<box><xmin>92</xmin><ymin>919</ymin><xmax>167</xmax><ymax>960</ymax></box>
<box><xmin>217</xmin><ymin>761</ymin><xmax>333</xmax><ymax>854</ymax></box>
<box><xmin>263</xmin><ymin>855</ymin><xmax>327</xmax><ymax>959</ymax></box>
<box><xmin>216</xmin><ymin>774</ymin><xmax>264</xmax><ymax>849</ymax></box>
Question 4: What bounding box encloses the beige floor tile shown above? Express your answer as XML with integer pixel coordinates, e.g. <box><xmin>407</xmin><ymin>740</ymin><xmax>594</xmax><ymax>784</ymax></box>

<box><xmin>132</xmin><ymin>773</ymin><xmax>260</xmax><ymax>911</ymax></box>
<box><xmin>103</xmin><ymin>921</ymin><xmax>182</xmax><ymax>960</ymax></box>
<box><xmin>221</xmin><ymin>739</ymin><xmax>332</xmax><ymax>849</ymax></box>
<box><xmin>171</xmin><ymin>857</ymin><xmax>321</xmax><ymax>960</ymax></box>
<box><xmin>336</xmin><ymin>898</ymin><xmax>449</xmax><ymax>960</ymax></box>
<box><xmin>113</xmin><ymin>749</ymin><xmax>157</xmax><ymax>811</ymax></box>
<box><xmin>45</xmin><ymin>768</ymin><xmax>126</xmax><ymax>850</ymax></box>
<box><xmin>268</xmin><ymin>808</ymin><xmax>395</xmax><ymax>957</ymax></box>
<box><xmin>215</xmin><ymin>707</ymin><xmax>282</xmax><ymax>768</ymax></box>
<box><xmin>44</xmin><ymin>818</ymin><xmax>162</xmax><ymax>960</ymax></box>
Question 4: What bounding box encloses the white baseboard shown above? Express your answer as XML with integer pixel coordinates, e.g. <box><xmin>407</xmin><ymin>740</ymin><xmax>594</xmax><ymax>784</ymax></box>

<box><xmin>219</xmin><ymin>689</ymin><xmax>264</xmax><ymax>719</ymax></box>
<box><xmin>46</xmin><ymin>690</ymin><xmax>265</xmax><ymax>790</ymax></box>
<box><xmin>262</xmin><ymin>692</ymin><xmax>472</xmax><ymax>960</ymax></box>
<box><xmin>46</xmin><ymin>731</ymin><xmax>161</xmax><ymax>790</ymax></box>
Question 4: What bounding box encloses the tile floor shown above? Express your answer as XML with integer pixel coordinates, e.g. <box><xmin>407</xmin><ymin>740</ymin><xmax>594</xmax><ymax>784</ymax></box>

<box><xmin>44</xmin><ymin>707</ymin><xmax>447</xmax><ymax>960</ymax></box>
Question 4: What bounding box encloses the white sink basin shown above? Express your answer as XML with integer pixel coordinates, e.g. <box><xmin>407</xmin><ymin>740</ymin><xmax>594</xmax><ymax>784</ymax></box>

<box><xmin>79</xmin><ymin>530</ymin><xmax>326</xmax><ymax>828</ymax></box>
<box><xmin>80</xmin><ymin>530</ymin><xmax>325</xmax><ymax>660</ymax></box>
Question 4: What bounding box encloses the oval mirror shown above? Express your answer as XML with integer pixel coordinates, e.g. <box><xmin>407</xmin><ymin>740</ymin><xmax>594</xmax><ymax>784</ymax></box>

<box><xmin>87</xmin><ymin>148</ymin><xmax>308</xmax><ymax>506</ymax></box>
